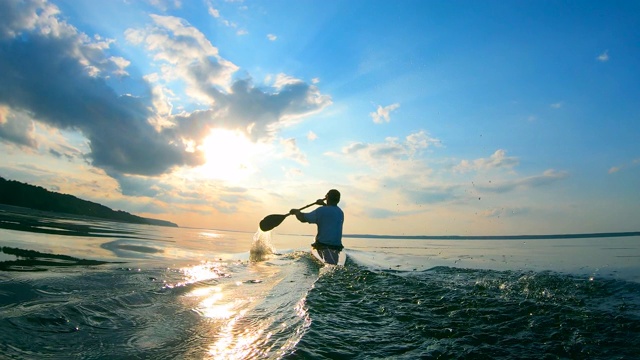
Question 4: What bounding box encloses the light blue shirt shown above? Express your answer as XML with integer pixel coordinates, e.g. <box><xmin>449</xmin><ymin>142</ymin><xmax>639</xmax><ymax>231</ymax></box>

<box><xmin>303</xmin><ymin>205</ymin><xmax>344</xmax><ymax>247</ymax></box>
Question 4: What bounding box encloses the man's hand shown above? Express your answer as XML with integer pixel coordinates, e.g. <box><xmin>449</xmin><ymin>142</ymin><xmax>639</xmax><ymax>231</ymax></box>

<box><xmin>290</xmin><ymin>208</ymin><xmax>305</xmax><ymax>222</ymax></box>
<box><xmin>315</xmin><ymin>198</ymin><xmax>326</xmax><ymax>206</ymax></box>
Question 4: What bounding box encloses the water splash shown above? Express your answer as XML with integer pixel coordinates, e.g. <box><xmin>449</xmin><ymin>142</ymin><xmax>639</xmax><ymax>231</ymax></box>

<box><xmin>249</xmin><ymin>230</ymin><xmax>276</xmax><ymax>262</ymax></box>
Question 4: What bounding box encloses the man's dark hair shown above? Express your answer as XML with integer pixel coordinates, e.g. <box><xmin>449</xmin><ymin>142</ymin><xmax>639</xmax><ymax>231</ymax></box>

<box><xmin>327</xmin><ymin>189</ymin><xmax>340</xmax><ymax>204</ymax></box>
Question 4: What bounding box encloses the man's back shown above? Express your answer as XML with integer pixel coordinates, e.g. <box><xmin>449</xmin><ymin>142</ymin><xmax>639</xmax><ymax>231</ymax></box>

<box><xmin>304</xmin><ymin>205</ymin><xmax>344</xmax><ymax>247</ymax></box>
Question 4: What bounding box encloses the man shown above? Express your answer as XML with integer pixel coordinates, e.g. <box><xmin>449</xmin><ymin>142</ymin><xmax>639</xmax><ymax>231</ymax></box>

<box><xmin>290</xmin><ymin>189</ymin><xmax>344</xmax><ymax>250</ymax></box>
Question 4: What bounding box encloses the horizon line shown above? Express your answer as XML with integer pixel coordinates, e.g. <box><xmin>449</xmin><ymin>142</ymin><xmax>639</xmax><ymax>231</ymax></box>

<box><xmin>342</xmin><ymin>231</ymin><xmax>640</xmax><ymax>240</ymax></box>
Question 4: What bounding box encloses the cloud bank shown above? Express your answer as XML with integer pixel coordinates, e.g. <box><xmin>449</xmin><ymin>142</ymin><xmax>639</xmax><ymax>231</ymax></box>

<box><xmin>0</xmin><ymin>0</ymin><xmax>331</xmax><ymax>180</ymax></box>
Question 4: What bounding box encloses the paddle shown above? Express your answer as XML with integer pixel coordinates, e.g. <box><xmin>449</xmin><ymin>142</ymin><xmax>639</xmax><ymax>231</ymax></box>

<box><xmin>259</xmin><ymin>201</ymin><xmax>318</xmax><ymax>232</ymax></box>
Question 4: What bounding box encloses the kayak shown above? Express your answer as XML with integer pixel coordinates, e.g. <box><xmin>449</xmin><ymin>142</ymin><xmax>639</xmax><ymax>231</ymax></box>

<box><xmin>311</xmin><ymin>246</ymin><xmax>346</xmax><ymax>266</ymax></box>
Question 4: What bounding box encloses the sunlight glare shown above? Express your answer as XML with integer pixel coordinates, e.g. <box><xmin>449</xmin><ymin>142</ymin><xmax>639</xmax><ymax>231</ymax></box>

<box><xmin>195</xmin><ymin>287</ymin><xmax>238</xmax><ymax>319</ymax></box>
<box><xmin>208</xmin><ymin>310</ymin><xmax>271</xmax><ymax>360</ymax></box>
<box><xmin>165</xmin><ymin>262</ymin><xmax>226</xmax><ymax>289</ymax></box>
<box><xmin>197</xmin><ymin>129</ymin><xmax>260</xmax><ymax>181</ymax></box>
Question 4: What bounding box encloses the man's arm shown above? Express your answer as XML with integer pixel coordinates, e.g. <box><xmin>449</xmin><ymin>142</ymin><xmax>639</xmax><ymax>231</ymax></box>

<box><xmin>290</xmin><ymin>198</ymin><xmax>325</xmax><ymax>223</ymax></box>
<box><xmin>289</xmin><ymin>208</ymin><xmax>306</xmax><ymax>222</ymax></box>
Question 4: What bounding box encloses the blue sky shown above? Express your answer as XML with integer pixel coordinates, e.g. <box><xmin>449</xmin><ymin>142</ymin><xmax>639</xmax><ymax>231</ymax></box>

<box><xmin>0</xmin><ymin>0</ymin><xmax>638</xmax><ymax>236</ymax></box>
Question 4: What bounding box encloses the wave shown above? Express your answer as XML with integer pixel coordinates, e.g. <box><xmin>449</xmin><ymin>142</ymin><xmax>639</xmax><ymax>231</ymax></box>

<box><xmin>289</xmin><ymin>259</ymin><xmax>640</xmax><ymax>359</ymax></box>
<box><xmin>0</xmin><ymin>250</ymin><xmax>327</xmax><ymax>359</ymax></box>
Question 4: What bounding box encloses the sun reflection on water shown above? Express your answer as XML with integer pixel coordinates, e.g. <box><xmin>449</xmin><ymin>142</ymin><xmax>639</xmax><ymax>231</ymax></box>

<box><xmin>165</xmin><ymin>261</ymin><xmax>229</xmax><ymax>289</ymax></box>
<box><xmin>198</xmin><ymin>231</ymin><xmax>223</xmax><ymax>239</ymax></box>
<box><xmin>171</xmin><ymin>258</ymin><xmax>312</xmax><ymax>359</ymax></box>
<box><xmin>188</xmin><ymin>284</ymin><xmax>275</xmax><ymax>359</ymax></box>
<box><xmin>207</xmin><ymin>313</ymin><xmax>272</xmax><ymax>360</ymax></box>
<box><xmin>192</xmin><ymin>287</ymin><xmax>249</xmax><ymax>321</ymax></box>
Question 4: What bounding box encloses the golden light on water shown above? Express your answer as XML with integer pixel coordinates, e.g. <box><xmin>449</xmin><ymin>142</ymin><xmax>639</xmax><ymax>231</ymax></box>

<box><xmin>194</xmin><ymin>288</ymin><xmax>246</xmax><ymax>320</ymax></box>
<box><xmin>164</xmin><ymin>261</ymin><xmax>227</xmax><ymax>289</ymax></box>
<box><xmin>199</xmin><ymin>232</ymin><xmax>223</xmax><ymax>239</ymax></box>
<box><xmin>207</xmin><ymin>314</ymin><xmax>271</xmax><ymax>360</ymax></box>
<box><xmin>187</xmin><ymin>286</ymin><xmax>235</xmax><ymax>319</ymax></box>
<box><xmin>174</xmin><ymin>260</ymin><xmax>311</xmax><ymax>359</ymax></box>
<box><xmin>190</xmin><ymin>284</ymin><xmax>274</xmax><ymax>359</ymax></box>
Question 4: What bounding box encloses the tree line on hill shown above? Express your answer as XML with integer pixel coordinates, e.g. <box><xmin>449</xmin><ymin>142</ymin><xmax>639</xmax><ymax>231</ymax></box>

<box><xmin>0</xmin><ymin>177</ymin><xmax>177</xmax><ymax>227</ymax></box>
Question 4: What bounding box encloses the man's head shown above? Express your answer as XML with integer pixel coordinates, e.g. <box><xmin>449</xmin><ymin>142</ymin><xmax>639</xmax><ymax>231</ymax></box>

<box><xmin>326</xmin><ymin>189</ymin><xmax>340</xmax><ymax>205</ymax></box>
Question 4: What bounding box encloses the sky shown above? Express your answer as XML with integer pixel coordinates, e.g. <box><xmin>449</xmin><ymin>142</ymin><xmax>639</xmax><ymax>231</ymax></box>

<box><xmin>0</xmin><ymin>0</ymin><xmax>639</xmax><ymax>236</ymax></box>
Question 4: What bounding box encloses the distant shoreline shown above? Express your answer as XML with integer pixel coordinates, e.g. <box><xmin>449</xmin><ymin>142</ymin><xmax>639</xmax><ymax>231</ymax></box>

<box><xmin>343</xmin><ymin>232</ymin><xmax>640</xmax><ymax>240</ymax></box>
<box><xmin>0</xmin><ymin>177</ymin><xmax>178</xmax><ymax>228</ymax></box>
<box><xmin>0</xmin><ymin>204</ymin><xmax>177</xmax><ymax>229</ymax></box>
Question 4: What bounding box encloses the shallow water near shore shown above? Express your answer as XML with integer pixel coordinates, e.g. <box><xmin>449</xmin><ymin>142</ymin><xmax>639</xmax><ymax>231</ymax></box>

<box><xmin>1</xmin><ymin>209</ymin><xmax>639</xmax><ymax>359</ymax></box>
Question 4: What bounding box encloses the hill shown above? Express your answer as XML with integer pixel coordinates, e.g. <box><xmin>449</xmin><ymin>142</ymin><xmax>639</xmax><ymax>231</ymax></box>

<box><xmin>0</xmin><ymin>177</ymin><xmax>178</xmax><ymax>227</ymax></box>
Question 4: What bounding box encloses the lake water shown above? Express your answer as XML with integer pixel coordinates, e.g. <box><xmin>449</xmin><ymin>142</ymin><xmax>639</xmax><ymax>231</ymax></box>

<box><xmin>1</xmin><ymin>208</ymin><xmax>639</xmax><ymax>359</ymax></box>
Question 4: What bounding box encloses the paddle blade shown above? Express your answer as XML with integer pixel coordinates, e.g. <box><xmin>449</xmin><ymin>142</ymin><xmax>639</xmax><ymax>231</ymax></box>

<box><xmin>259</xmin><ymin>214</ymin><xmax>289</xmax><ymax>232</ymax></box>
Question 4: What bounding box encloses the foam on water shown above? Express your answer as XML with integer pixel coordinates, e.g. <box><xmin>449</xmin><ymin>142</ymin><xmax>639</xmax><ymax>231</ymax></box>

<box><xmin>288</xmin><ymin>262</ymin><xmax>640</xmax><ymax>359</ymax></box>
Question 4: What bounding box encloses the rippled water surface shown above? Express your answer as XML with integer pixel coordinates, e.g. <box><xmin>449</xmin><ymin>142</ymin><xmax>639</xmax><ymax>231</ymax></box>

<box><xmin>1</xmin><ymin>209</ymin><xmax>639</xmax><ymax>359</ymax></box>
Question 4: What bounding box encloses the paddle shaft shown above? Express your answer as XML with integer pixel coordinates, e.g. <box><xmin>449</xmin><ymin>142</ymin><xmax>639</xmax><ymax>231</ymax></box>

<box><xmin>282</xmin><ymin>201</ymin><xmax>318</xmax><ymax>221</ymax></box>
<box><xmin>296</xmin><ymin>201</ymin><xmax>318</xmax><ymax>213</ymax></box>
<box><xmin>283</xmin><ymin>201</ymin><xmax>316</xmax><ymax>220</ymax></box>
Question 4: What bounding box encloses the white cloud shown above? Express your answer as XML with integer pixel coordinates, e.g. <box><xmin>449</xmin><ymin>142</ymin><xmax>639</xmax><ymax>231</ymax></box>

<box><xmin>332</xmin><ymin>130</ymin><xmax>558</xmax><ymax>215</ymax></box>
<box><xmin>169</xmin><ymin>75</ymin><xmax>331</xmax><ymax>144</ymax></box>
<box><xmin>128</xmin><ymin>15</ymin><xmax>331</xmax><ymax>140</ymax></box>
<box><xmin>0</xmin><ymin>0</ymin><xmax>76</xmax><ymax>40</ymax></box>
<box><xmin>307</xmin><ymin>131</ymin><xmax>317</xmax><ymax>141</ymax></box>
<box><xmin>550</xmin><ymin>102</ymin><xmax>563</xmax><ymax>109</ymax></box>
<box><xmin>207</xmin><ymin>2</ymin><xmax>220</xmax><ymax>18</ymax></box>
<box><xmin>454</xmin><ymin>149</ymin><xmax>519</xmax><ymax>173</ymax></box>
<box><xmin>148</xmin><ymin>0</ymin><xmax>182</xmax><ymax>11</ymax></box>
<box><xmin>108</xmin><ymin>56</ymin><xmax>131</xmax><ymax>77</ymax></box>
<box><xmin>267</xmin><ymin>34</ymin><xmax>277</xmax><ymax>41</ymax></box>
<box><xmin>608</xmin><ymin>158</ymin><xmax>640</xmax><ymax>174</ymax></box>
<box><xmin>370</xmin><ymin>103</ymin><xmax>400</xmax><ymax>124</ymax></box>
<box><xmin>479</xmin><ymin>207</ymin><xmax>529</xmax><ymax>218</ymax></box>
<box><xmin>339</xmin><ymin>130</ymin><xmax>439</xmax><ymax>163</ymax></box>
<box><xmin>280</xmin><ymin>138</ymin><xmax>308</xmax><ymax>165</ymax></box>
<box><xmin>126</xmin><ymin>14</ymin><xmax>239</xmax><ymax>102</ymax></box>
<box><xmin>406</xmin><ymin>130</ymin><xmax>441</xmax><ymax>152</ymax></box>
<box><xmin>476</xmin><ymin>169</ymin><xmax>569</xmax><ymax>193</ymax></box>
<box><xmin>597</xmin><ymin>50</ymin><xmax>609</xmax><ymax>62</ymax></box>
<box><xmin>272</xmin><ymin>73</ymin><xmax>304</xmax><ymax>89</ymax></box>
<box><xmin>332</xmin><ymin>131</ymin><xmax>441</xmax><ymax>207</ymax></box>
<box><xmin>222</xmin><ymin>20</ymin><xmax>237</xmax><ymax>28</ymax></box>
<box><xmin>0</xmin><ymin>1</ymin><xmax>203</xmax><ymax>176</ymax></box>
<box><xmin>0</xmin><ymin>1</ymin><xmax>330</xmax><ymax>180</ymax></box>
<box><xmin>342</xmin><ymin>138</ymin><xmax>404</xmax><ymax>160</ymax></box>
<box><xmin>0</xmin><ymin>106</ymin><xmax>38</xmax><ymax>148</ymax></box>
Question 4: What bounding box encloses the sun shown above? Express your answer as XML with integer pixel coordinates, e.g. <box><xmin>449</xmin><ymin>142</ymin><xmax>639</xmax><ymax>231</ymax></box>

<box><xmin>197</xmin><ymin>129</ymin><xmax>260</xmax><ymax>181</ymax></box>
